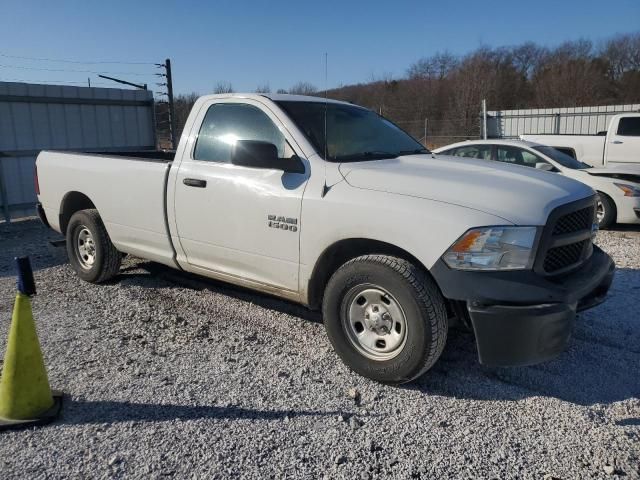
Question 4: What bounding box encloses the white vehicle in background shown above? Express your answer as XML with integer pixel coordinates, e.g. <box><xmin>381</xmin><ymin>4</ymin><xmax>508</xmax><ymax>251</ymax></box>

<box><xmin>433</xmin><ymin>139</ymin><xmax>640</xmax><ymax>228</ymax></box>
<box><xmin>521</xmin><ymin>113</ymin><xmax>640</xmax><ymax>168</ymax></box>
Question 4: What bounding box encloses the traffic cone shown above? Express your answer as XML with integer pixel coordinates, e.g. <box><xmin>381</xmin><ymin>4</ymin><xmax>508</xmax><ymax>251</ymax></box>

<box><xmin>0</xmin><ymin>257</ymin><xmax>62</xmax><ymax>430</ymax></box>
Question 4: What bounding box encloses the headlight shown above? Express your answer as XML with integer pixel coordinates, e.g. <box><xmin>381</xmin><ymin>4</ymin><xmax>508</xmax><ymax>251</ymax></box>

<box><xmin>614</xmin><ymin>183</ymin><xmax>640</xmax><ymax>197</ymax></box>
<box><xmin>442</xmin><ymin>226</ymin><xmax>538</xmax><ymax>271</ymax></box>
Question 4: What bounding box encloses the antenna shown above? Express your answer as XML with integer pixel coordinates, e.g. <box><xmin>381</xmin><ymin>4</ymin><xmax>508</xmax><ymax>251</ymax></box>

<box><xmin>321</xmin><ymin>52</ymin><xmax>329</xmax><ymax>198</ymax></box>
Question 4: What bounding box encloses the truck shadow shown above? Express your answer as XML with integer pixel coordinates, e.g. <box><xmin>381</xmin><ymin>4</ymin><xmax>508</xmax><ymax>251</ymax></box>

<box><xmin>122</xmin><ymin>261</ymin><xmax>322</xmax><ymax>324</ymax></box>
<box><xmin>126</xmin><ymin>262</ymin><xmax>640</xmax><ymax>407</ymax></box>
<box><xmin>60</xmin><ymin>398</ymin><xmax>339</xmax><ymax>426</ymax></box>
<box><xmin>609</xmin><ymin>224</ymin><xmax>640</xmax><ymax>233</ymax></box>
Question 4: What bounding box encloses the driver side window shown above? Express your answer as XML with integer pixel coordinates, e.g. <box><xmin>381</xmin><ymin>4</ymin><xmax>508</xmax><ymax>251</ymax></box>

<box><xmin>193</xmin><ymin>103</ymin><xmax>286</xmax><ymax>163</ymax></box>
<box><xmin>496</xmin><ymin>146</ymin><xmax>554</xmax><ymax>171</ymax></box>
<box><xmin>449</xmin><ymin>145</ymin><xmax>492</xmax><ymax>160</ymax></box>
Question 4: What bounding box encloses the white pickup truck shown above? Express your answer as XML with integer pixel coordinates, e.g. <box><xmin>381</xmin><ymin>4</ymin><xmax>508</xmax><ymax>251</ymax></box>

<box><xmin>522</xmin><ymin>113</ymin><xmax>640</xmax><ymax>168</ymax></box>
<box><xmin>35</xmin><ymin>94</ymin><xmax>615</xmax><ymax>384</ymax></box>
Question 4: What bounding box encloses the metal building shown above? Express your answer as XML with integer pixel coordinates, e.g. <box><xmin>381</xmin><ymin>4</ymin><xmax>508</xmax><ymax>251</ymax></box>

<box><xmin>0</xmin><ymin>81</ymin><xmax>155</xmax><ymax>222</ymax></box>
<box><xmin>487</xmin><ymin>103</ymin><xmax>640</xmax><ymax>139</ymax></box>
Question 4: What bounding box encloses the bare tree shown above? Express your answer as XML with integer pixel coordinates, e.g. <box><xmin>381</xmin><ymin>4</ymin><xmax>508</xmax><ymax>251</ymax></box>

<box><xmin>600</xmin><ymin>32</ymin><xmax>640</xmax><ymax>80</ymax></box>
<box><xmin>157</xmin><ymin>32</ymin><xmax>640</xmax><ymax>148</ymax></box>
<box><xmin>255</xmin><ymin>83</ymin><xmax>271</xmax><ymax>93</ymax></box>
<box><xmin>289</xmin><ymin>81</ymin><xmax>317</xmax><ymax>95</ymax></box>
<box><xmin>213</xmin><ymin>81</ymin><xmax>234</xmax><ymax>94</ymax></box>
<box><xmin>532</xmin><ymin>39</ymin><xmax>610</xmax><ymax>107</ymax></box>
<box><xmin>510</xmin><ymin>42</ymin><xmax>547</xmax><ymax>78</ymax></box>
<box><xmin>407</xmin><ymin>51</ymin><xmax>458</xmax><ymax>79</ymax></box>
<box><xmin>155</xmin><ymin>92</ymin><xmax>199</xmax><ymax>148</ymax></box>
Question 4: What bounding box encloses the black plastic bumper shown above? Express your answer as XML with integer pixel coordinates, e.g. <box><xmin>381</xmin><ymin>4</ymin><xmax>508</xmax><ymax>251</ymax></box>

<box><xmin>431</xmin><ymin>246</ymin><xmax>615</xmax><ymax>367</ymax></box>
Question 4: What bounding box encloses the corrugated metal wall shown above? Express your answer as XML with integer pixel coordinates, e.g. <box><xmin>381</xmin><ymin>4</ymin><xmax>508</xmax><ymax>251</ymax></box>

<box><xmin>487</xmin><ymin>104</ymin><xmax>640</xmax><ymax>139</ymax></box>
<box><xmin>0</xmin><ymin>81</ymin><xmax>155</xmax><ymax>222</ymax></box>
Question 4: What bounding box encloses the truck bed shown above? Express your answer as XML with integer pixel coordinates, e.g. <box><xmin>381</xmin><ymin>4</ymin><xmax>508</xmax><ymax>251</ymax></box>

<box><xmin>36</xmin><ymin>150</ymin><xmax>176</xmax><ymax>266</ymax></box>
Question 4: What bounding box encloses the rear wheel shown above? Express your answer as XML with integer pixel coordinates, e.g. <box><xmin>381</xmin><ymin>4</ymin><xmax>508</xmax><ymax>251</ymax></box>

<box><xmin>596</xmin><ymin>193</ymin><xmax>616</xmax><ymax>229</ymax></box>
<box><xmin>322</xmin><ymin>255</ymin><xmax>448</xmax><ymax>384</ymax></box>
<box><xmin>66</xmin><ymin>209</ymin><xmax>121</xmax><ymax>283</ymax></box>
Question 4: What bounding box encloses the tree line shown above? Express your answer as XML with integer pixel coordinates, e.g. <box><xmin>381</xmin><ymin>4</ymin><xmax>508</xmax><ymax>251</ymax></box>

<box><xmin>158</xmin><ymin>32</ymin><xmax>639</xmax><ymax>148</ymax></box>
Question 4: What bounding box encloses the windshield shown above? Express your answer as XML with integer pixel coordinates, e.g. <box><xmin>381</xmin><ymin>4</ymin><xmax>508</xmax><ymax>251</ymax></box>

<box><xmin>276</xmin><ymin>101</ymin><xmax>429</xmax><ymax>162</ymax></box>
<box><xmin>533</xmin><ymin>145</ymin><xmax>591</xmax><ymax>169</ymax></box>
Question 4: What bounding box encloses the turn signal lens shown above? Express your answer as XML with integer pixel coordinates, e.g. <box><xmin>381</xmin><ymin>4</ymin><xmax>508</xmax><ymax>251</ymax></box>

<box><xmin>614</xmin><ymin>183</ymin><xmax>640</xmax><ymax>197</ymax></box>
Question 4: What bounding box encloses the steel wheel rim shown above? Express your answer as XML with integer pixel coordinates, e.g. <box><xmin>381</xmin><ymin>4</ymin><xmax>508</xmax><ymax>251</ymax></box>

<box><xmin>342</xmin><ymin>285</ymin><xmax>408</xmax><ymax>361</ymax></box>
<box><xmin>596</xmin><ymin>199</ymin><xmax>605</xmax><ymax>223</ymax></box>
<box><xmin>76</xmin><ymin>226</ymin><xmax>96</xmax><ymax>269</ymax></box>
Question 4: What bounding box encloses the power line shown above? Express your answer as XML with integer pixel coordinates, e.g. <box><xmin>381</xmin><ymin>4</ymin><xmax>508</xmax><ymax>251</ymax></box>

<box><xmin>0</xmin><ymin>52</ymin><xmax>155</xmax><ymax>66</ymax></box>
<box><xmin>0</xmin><ymin>77</ymin><xmax>118</xmax><ymax>87</ymax></box>
<box><xmin>0</xmin><ymin>63</ymin><xmax>153</xmax><ymax>76</ymax></box>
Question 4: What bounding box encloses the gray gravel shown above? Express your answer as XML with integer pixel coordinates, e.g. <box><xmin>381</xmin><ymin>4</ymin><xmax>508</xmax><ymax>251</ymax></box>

<box><xmin>0</xmin><ymin>219</ymin><xmax>639</xmax><ymax>479</ymax></box>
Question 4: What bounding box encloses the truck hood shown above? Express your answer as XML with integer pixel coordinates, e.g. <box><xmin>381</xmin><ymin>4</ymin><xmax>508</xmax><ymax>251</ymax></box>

<box><xmin>339</xmin><ymin>154</ymin><xmax>594</xmax><ymax>225</ymax></box>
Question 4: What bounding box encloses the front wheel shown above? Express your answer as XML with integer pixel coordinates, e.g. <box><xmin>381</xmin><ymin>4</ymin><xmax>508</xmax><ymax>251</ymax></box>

<box><xmin>322</xmin><ymin>255</ymin><xmax>448</xmax><ymax>384</ymax></box>
<box><xmin>66</xmin><ymin>209</ymin><xmax>121</xmax><ymax>283</ymax></box>
<box><xmin>596</xmin><ymin>193</ymin><xmax>616</xmax><ymax>229</ymax></box>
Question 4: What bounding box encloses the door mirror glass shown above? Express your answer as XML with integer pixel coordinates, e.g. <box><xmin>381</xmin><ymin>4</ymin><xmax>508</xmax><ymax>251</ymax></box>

<box><xmin>194</xmin><ymin>103</ymin><xmax>286</xmax><ymax>163</ymax></box>
<box><xmin>535</xmin><ymin>162</ymin><xmax>555</xmax><ymax>172</ymax></box>
<box><xmin>231</xmin><ymin>140</ymin><xmax>304</xmax><ymax>173</ymax></box>
<box><xmin>231</xmin><ymin>140</ymin><xmax>278</xmax><ymax>168</ymax></box>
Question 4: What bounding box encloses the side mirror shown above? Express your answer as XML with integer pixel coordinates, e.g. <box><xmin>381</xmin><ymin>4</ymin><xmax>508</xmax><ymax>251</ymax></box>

<box><xmin>231</xmin><ymin>140</ymin><xmax>304</xmax><ymax>174</ymax></box>
<box><xmin>535</xmin><ymin>162</ymin><xmax>555</xmax><ymax>172</ymax></box>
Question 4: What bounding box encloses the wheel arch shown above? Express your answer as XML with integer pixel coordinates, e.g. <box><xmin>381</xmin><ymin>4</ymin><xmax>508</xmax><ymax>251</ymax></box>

<box><xmin>59</xmin><ymin>191</ymin><xmax>96</xmax><ymax>235</ymax></box>
<box><xmin>596</xmin><ymin>190</ymin><xmax>617</xmax><ymax>226</ymax></box>
<box><xmin>306</xmin><ymin>237</ymin><xmax>436</xmax><ymax>310</ymax></box>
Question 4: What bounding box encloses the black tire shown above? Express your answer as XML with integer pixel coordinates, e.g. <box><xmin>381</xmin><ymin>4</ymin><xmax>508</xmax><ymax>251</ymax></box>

<box><xmin>66</xmin><ymin>209</ymin><xmax>121</xmax><ymax>283</ymax></box>
<box><xmin>322</xmin><ymin>255</ymin><xmax>448</xmax><ymax>384</ymax></box>
<box><xmin>596</xmin><ymin>192</ymin><xmax>616</xmax><ymax>229</ymax></box>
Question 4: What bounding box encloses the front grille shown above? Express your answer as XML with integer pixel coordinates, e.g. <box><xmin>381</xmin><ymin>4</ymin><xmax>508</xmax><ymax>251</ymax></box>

<box><xmin>543</xmin><ymin>240</ymin><xmax>589</xmax><ymax>273</ymax></box>
<box><xmin>539</xmin><ymin>200</ymin><xmax>596</xmax><ymax>275</ymax></box>
<box><xmin>552</xmin><ymin>206</ymin><xmax>594</xmax><ymax>235</ymax></box>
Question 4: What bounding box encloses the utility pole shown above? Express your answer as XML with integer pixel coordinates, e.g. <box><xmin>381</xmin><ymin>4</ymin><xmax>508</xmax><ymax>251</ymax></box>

<box><xmin>482</xmin><ymin>98</ymin><xmax>487</xmax><ymax>140</ymax></box>
<box><xmin>424</xmin><ymin>117</ymin><xmax>428</xmax><ymax>146</ymax></box>
<box><xmin>154</xmin><ymin>59</ymin><xmax>177</xmax><ymax>149</ymax></box>
<box><xmin>164</xmin><ymin>59</ymin><xmax>177</xmax><ymax>150</ymax></box>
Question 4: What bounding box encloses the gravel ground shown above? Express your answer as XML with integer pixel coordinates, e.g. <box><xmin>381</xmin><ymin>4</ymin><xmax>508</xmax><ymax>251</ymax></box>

<box><xmin>0</xmin><ymin>219</ymin><xmax>638</xmax><ymax>479</ymax></box>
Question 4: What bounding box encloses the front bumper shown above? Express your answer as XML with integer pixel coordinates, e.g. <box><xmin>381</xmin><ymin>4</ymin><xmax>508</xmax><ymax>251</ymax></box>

<box><xmin>431</xmin><ymin>245</ymin><xmax>615</xmax><ymax>367</ymax></box>
<box><xmin>616</xmin><ymin>196</ymin><xmax>640</xmax><ymax>224</ymax></box>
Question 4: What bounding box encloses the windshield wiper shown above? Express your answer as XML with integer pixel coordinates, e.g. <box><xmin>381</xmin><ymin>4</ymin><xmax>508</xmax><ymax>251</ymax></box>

<box><xmin>396</xmin><ymin>148</ymin><xmax>430</xmax><ymax>156</ymax></box>
<box><xmin>334</xmin><ymin>151</ymin><xmax>398</xmax><ymax>162</ymax></box>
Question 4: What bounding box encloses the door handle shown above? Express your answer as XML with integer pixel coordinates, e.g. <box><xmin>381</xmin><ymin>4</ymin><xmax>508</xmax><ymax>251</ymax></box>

<box><xmin>183</xmin><ymin>178</ymin><xmax>207</xmax><ymax>188</ymax></box>
<box><xmin>612</xmin><ymin>140</ymin><xmax>624</xmax><ymax>144</ymax></box>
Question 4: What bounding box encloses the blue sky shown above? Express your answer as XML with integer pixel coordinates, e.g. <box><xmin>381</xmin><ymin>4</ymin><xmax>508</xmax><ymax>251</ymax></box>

<box><xmin>1</xmin><ymin>0</ymin><xmax>639</xmax><ymax>95</ymax></box>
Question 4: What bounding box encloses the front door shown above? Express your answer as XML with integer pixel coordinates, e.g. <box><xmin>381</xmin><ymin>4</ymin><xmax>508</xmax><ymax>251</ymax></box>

<box><xmin>607</xmin><ymin>115</ymin><xmax>640</xmax><ymax>165</ymax></box>
<box><xmin>173</xmin><ymin>99</ymin><xmax>308</xmax><ymax>293</ymax></box>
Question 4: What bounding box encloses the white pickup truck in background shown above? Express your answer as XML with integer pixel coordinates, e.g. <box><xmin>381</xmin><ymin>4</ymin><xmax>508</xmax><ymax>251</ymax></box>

<box><xmin>522</xmin><ymin>113</ymin><xmax>640</xmax><ymax>168</ymax></box>
<box><xmin>35</xmin><ymin>94</ymin><xmax>615</xmax><ymax>384</ymax></box>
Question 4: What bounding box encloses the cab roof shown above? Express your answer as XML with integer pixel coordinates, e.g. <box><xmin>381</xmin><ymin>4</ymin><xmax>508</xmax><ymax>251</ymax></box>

<box><xmin>197</xmin><ymin>92</ymin><xmax>356</xmax><ymax>107</ymax></box>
